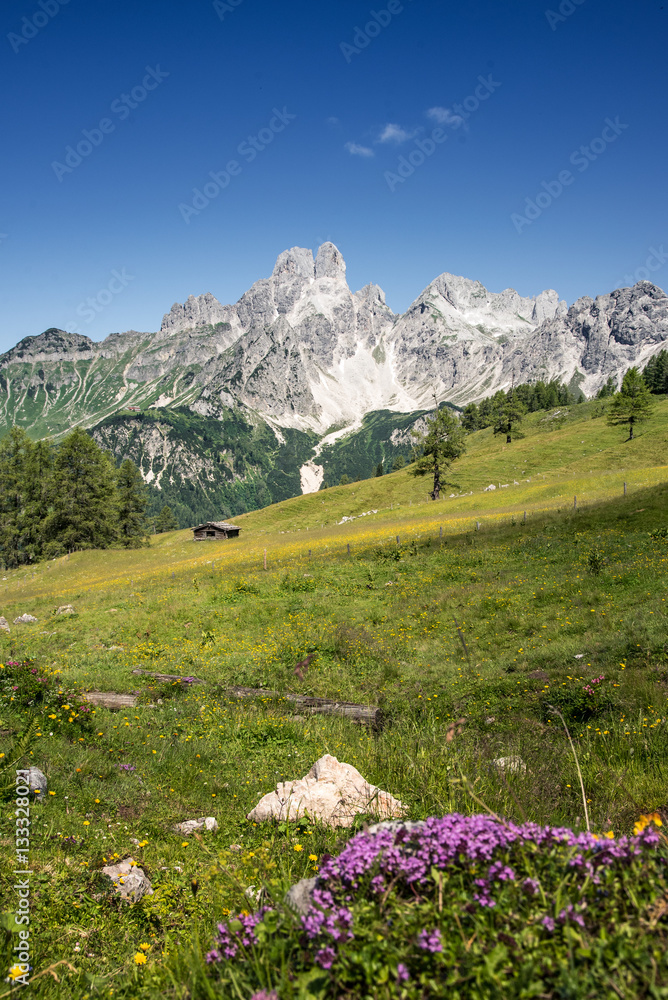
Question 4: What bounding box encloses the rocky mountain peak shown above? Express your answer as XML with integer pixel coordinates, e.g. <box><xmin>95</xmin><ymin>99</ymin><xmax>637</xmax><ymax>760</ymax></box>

<box><xmin>314</xmin><ymin>242</ymin><xmax>346</xmax><ymax>280</ymax></box>
<box><xmin>161</xmin><ymin>292</ymin><xmax>229</xmax><ymax>334</ymax></box>
<box><xmin>272</xmin><ymin>246</ymin><xmax>315</xmax><ymax>281</ymax></box>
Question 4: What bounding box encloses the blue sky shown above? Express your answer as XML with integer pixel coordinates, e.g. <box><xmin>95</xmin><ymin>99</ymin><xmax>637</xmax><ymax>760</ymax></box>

<box><xmin>1</xmin><ymin>0</ymin><xmax>667</xmax><ymax>351</ymax></box>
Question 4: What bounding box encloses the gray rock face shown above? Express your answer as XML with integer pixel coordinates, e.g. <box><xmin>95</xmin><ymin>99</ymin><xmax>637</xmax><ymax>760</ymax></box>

<box><xmin>102</xmin><ymin>858</ymin><xmax>153</xmax><ymax>902</ymax></box>
<box><xmin>273</xmin><ymin>246</ymin><xmax>315</xmax><ymax>280</ymax></box>
<box><xmin>0</xmin><ymin>617</ymin><xmax>10</xmax><ymax>632</ymax></box>
<box><xmin>315</xmin><ymin>242</ymin><xmax>346</xmax><ymax>280</ymax></box>
<box><xmin>284</xmin><ymin>876</ymin><xmax>318</xmax><ymax>915</ymax></box>
<box><xmin>27</xmin><ymin>767</ymin><xmax>47</xmax><ymax>797</ymax></box>
<box><xmin>14</xmin><ymin>614</ymin><xmax>37</xmax><ymax>624</ymax></box>
<box><xmin>1</xmin><ymin>245</ymin><xmax>666</xmax><ymax>453</ymax></box>
<box><xmin>173</xmin><ymin>817</ymin><xmax>219</xmax><ymax>836</ymax></box>
<box><xmin>161</xmin><ymin>292</ymin><xmax>234</xmax><ymax>334</ymax></box>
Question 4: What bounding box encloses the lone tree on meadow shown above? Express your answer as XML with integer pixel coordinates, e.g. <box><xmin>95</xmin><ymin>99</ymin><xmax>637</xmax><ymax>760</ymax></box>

<box><xmin>492</xmin><ymin>389</ymin><xmax>526</xmax><ymax>443</ymax></box>
<box><xmin>607</xmin><ymin>367</ymin><xmax>655</xmax><ymax>440</ymax></box>
<box><xmin>409</xmin><ymin>405</ymin><xmax>466</xmax><ymax>501</ymax></box>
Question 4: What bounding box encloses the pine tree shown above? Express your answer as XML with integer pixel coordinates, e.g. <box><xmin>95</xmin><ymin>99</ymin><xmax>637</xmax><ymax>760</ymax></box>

<box><xmin>44</xmin><ymin>429</ymin><xmax>119</xmax><ymax>551</ymax></box>
<box><xmin>607</xmin><ymin>367</ymin><xmax>655</xmax><ymax>440</ymax></box>
<box><xmin>0</xmin><ymin>427</ymin><xmax>36</xmax><ymax>568</ymax></box>
<box><xmin>492</xmin><ymin>389</ymin><xmax>526</xmax><ymax>443</ymax></box>
<box><xmin>642</xmin><ymin>350</ymin><xmax>668</xmax><ymax>395</ymax></box>
<box><xmin>339</xmin><ymin>474</ymin><xmax>351</xmax><ymax>486</ymax></box>
<box><xmin>597</xmin><ymin>376</ymin><xmax>617</xmax><ymax>399</ymax></box>
<box><xmin>154</xmin><ymin>505</ymin><xmax>180</xmax><ymax>533</ymax></box>
<box><xmin>409</xmin><ymin>406</ymin><xmax>466</xmax><ymax>500</ymax></box>
<box><xmin>117</xmin><ymin>459</ymin><xmax>149</xmax><ymax>547</ymax></box>
<box><xmin>391</xmin><ymin>454</ymin><xmax>405</xmax><ymax>471</ymax></box>
<box><xmin>461</xmin><ymin>402</ymin><xmax>480</xmax><ymax>431</ymax></box>
<box><xmin>374</xmin><ymin>462</ymin><xmax>383</xmax><ymax>477</ymax></box>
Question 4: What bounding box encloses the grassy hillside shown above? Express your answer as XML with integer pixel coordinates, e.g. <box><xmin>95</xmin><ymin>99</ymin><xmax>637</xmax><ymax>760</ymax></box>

<box><xmin>0</xmin><ymin>398</ymin><xmax>666</xmax><ymax>997</ymax></box>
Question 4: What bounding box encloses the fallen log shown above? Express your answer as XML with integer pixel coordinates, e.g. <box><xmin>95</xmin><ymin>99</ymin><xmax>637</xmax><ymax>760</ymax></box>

<box><xmin>131</xmin><ymin>669</ymin><xmax>204</xmax><ymax>684</ymax></box>
<box><xmin>128</xmin><ymin>671</ymin><xmax>382</xmax><ymax>728</ymax></box>
<box><xmin>83</xmin><ymin>691</ymin><xmax>138</xmax><ymax>710</ymax></box>
<box><xmin>225</xmin><ymin>686</ymin><xmax>383</xmax><ymax>730</ymax></box>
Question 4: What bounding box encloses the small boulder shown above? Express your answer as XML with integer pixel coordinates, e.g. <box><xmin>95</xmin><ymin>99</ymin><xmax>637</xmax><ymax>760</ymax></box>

<box><xmin>0</xmin><ymin>616</ymin><xmax>10</xmax><ymax>632</ymax></box>
<box><xmin>14</xmin><ymin>614</ymin><xmax>37</xmax><ymax>624</ymax></box>
<box><xmin>55</xmin><ymin>604</ymin><xmax>76</xmax><ymax>616</ymax></box>
<box><xmin>27</xmin><ymin>767</ymin><xmax>47</xmax><ymax>798</ymax></box>
<box><xmin>247</xmin><ymin>754</ymin><xmax>406</xmax><ymax>829</ymax></box>
<box><xmin>173</xmin><ymin>817</ymin><xmax>218</xmax><ymax>836</ymax></box>
<box><xmin>492</xmin><ymin>755</ymin><xmax>527</xmax><ymax>775</ymax></box>
<box><xmin>101</xmin><ymin>858</ymin><xmax>153</xmax><ymax>902</ymax></box>
<box><xmin>284</xmin><ymin>876</ymin><xmax>318</xmax><ymax>915</ymax></box>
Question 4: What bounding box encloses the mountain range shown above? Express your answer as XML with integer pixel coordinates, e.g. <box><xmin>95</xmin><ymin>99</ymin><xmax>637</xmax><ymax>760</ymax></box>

<box><xmin>2</xmin><ymin>243</ymin><xmax>666</xmax><ymax>524</ymax></box>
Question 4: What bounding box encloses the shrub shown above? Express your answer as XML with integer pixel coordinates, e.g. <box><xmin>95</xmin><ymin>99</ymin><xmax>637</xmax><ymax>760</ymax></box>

<box><xmin>203</xmin><ymin>813</ymin><xmax>667</xmax><ymax>998</ymax></box>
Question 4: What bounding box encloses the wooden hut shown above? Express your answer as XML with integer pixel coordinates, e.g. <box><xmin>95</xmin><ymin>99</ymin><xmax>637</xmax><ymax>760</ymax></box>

<box><xmin>192</xmin><ymin>521</ymin><xmax>241</xmax><ymax>541</ymax></box>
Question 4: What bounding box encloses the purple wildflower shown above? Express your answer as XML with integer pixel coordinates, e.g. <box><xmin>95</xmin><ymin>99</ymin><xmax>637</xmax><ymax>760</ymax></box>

<box><xmin>315</xmin><ymin>946</ymin><xmax>337</xmax><ymax>970</ymax></box>
<box><xmin>542</xmin><ymin>916</ymin><xmax>555</xmax><ymax>932</ymax></box>
<box><xmin>522</xmin><ymin>877</ymin><xmax>540</xmax><ymax>896</ymax></box>
<box><xmin>397</xmin><ymin>963</ymin><xmax>410</xmax><ymax>982</ymax></box>
<box><xmin>417</xmin><ymin>928</ymin><xmax>442</xmax><ymax>953</ymax></box>
<box><xmin>250</xmin><ymin>992</ymin><xmax>278</xmax><ymax>1000</ymax></box>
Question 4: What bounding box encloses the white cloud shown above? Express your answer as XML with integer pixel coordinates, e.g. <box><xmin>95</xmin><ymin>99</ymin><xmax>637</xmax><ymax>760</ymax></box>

<box><xmin>377</xmin><ymin>123</ymin><xmax>417</xmax><ymax>144</ymax></box>
<box><xmin>426</xmin><ymin>106</ymin><xmax>466</xmax><ymax>129</ymax></box>
<box><xmin>345</xmin><ymin>141</ymin><xmax>374</xmax><ymax>158</ymax></box>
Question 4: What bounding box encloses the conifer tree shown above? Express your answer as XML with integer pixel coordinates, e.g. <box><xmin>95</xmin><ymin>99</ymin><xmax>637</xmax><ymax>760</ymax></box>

<box><xmin>391</xmin><ymin>454</ymin><xmax>405</xmax><ymax>471</ymax></box>
<box><xmin>410</xmin><ymin>405</ymin><xmax>465</xmax><ymax>500</ymax></box>
<box><xmin>154</xmin><ymin>505</ymin><xmax>180</xmax><ymax>533</ymax></box>
<box><xmin>492</xmin><ymin>389</ymin><xmax>526</xmax><ymax>443</ymax></box>
<box><xmin>597</xmin><ymin>376</ymin><xmax>617</xmax><ymax>399</ymax></box>
<box><xmin>44</xmin><ymin>429</ymin><xmax>119</xmax><ymax>551</ymax></box>
<box><xmin>607</xmin><ymin>367</ymin><xmax>655</xmax><ymax>440</ymax></box>
<box><xmin>374</xmin><ymin>462</ymin><xmax>383</xmax><ymax>477</ymax></box>
<box><xmin>642</xmin><ymin>350</ymin><xmax>668</xmax><ymax>394</ymax></box>
<box><xmin>0</xmin><ymin>428</ymin><xmax>36</xmax><ymax>568</ymax></box>
<box><xmin>117</xmin><ymin>459</ymin><xmax>149</xmax><ymax>547</ymax></box>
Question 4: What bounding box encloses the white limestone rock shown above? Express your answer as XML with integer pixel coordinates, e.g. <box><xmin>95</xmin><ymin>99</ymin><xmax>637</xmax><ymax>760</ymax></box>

<box><xmin>101</xmin><ymin>858</ymin><xmax>153</xmax><ymax>902</ymax></box>
<box><xmin>247</xmin><ymin>754</ymin><xmax>407</xmax><ymax>829</ymax></box>
<box><xmin>173</xmin><ymin>816</ymin><xmax>219</xmax><ymax>836</ymax></box>
<box><xmin>492</xmin><ymin>756</ymin><xmax>527</xmax><ymax>775</ymax></box>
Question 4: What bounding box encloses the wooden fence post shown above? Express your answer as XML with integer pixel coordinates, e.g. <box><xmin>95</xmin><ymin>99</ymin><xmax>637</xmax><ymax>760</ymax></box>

<box><xmin>263</xmin><ymin>548</ymin><xmax>267</xmax><ymax>571</ymax></box>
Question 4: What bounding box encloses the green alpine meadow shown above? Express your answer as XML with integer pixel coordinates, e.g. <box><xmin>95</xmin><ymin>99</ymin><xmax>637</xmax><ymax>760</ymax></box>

<box><xmin>1</xmin><ymin>392</ymin><xmax>667</xmax><ymax>997</ymax></box>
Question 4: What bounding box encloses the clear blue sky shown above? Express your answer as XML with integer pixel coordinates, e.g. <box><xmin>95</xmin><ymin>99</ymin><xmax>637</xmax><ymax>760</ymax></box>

<box><xmin>2</xmin><ymin>0</ymin><xmax>667</xmax><ymax>351</ymax></box>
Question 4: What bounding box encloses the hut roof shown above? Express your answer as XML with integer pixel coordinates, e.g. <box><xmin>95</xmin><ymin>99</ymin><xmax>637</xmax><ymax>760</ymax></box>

<box><xmin>192</xmin><ymin>521</ymin><xmax>241</xmax><ymax>532</ymax></box>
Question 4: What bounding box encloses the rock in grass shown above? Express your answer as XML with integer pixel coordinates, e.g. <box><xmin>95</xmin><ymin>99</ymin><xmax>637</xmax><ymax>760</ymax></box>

<box><xmin>284</xmin><ymin>876</ymin><xmax>318</xmax><ymax>915</ymax></box>
<box><xmin>101</xmin><ymin>858</ymin><xmax>153</xmax><ymax>902</ymax></box>
<box><xmin>55</xmin><ymin>604</ymin><xmax>76</xmax><ymax>616</ymax></box>
<box><xmin>247</xmin><ymin>754</ymin><xmax>406</xmax><ymax>829</ymax></box>
<box><xmin>27</xmin><ymin>767</ymin><xmax>47</xmax><ymax>798</ymax></box>
<box><xmin>13</xmin><ymin>614</ymin><xmax>37</xmax><ymax>624</ymax></box>
<box><xmin>492</xmin><ymin>755</ymin><xmax>527</xmax><ymax>775</ymax></box>
<box><xmin>0</xmin><ymin>616</ymin><xmax>10</xmax><ymax>632</ymax></box>
<box><xmin>173</xmin><ymin>817</ymin><xmax>219</xmax><ymax>836</ymax></box>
